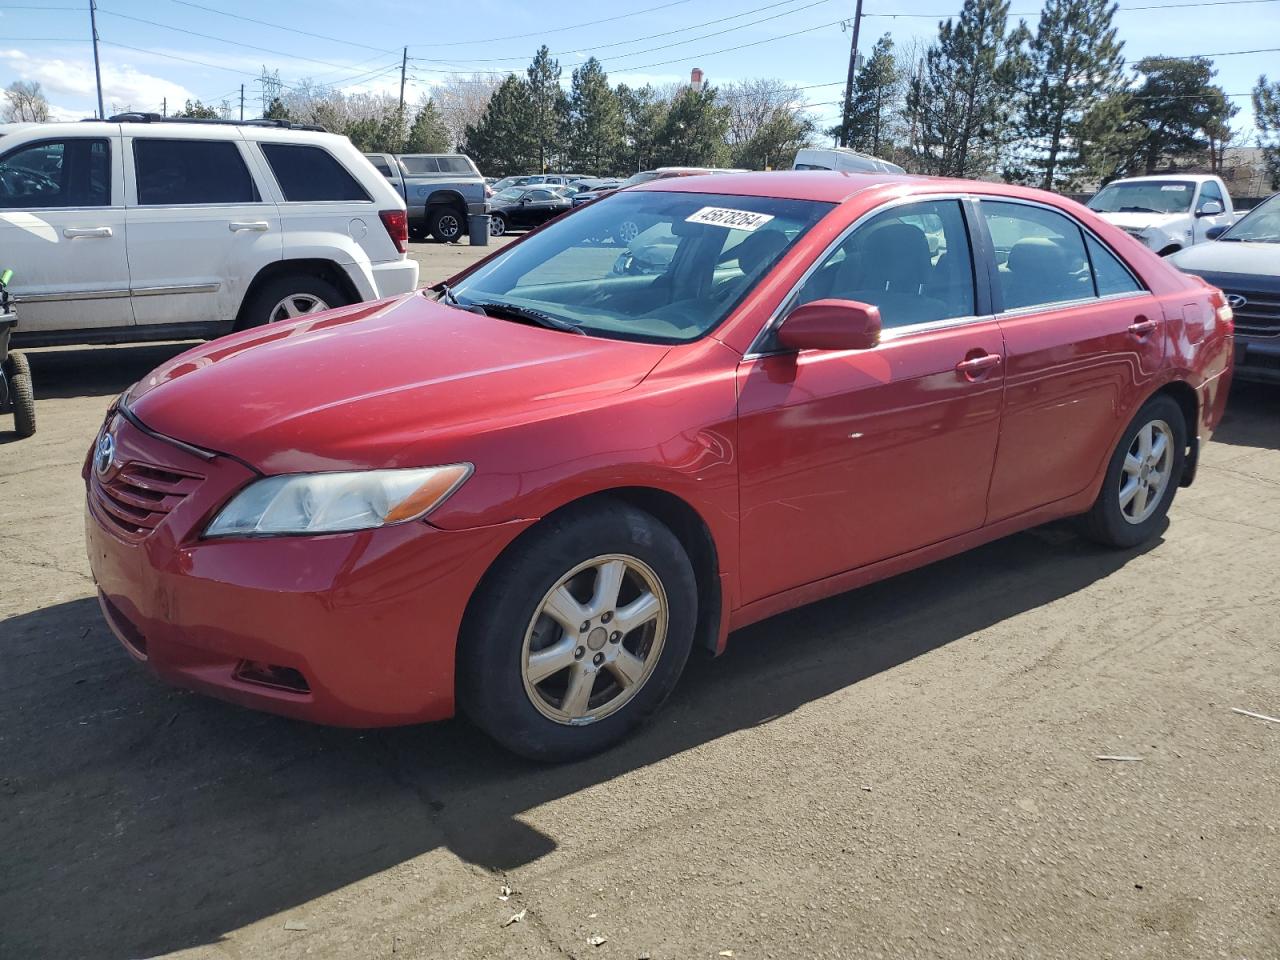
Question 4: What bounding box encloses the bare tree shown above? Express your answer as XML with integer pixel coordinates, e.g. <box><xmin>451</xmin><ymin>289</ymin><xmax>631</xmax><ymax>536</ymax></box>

<box><xmin>431</xmin><ymin>74</ymin><xmax>506</xmax><ymax>152</ymax></box>
<box><xmin>3</xmin><ymin>80</ymin><xmax>50</xmax><ymax>122</ymax></box>
<box><xmin>722</xmin><ymin>78</ymin><xmax>809</xmax><ymax>148</ymax></box>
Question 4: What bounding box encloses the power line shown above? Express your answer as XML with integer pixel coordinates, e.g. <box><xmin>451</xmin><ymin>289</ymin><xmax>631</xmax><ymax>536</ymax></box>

<box><xmin>410</xmin><ymin>0</ymin><xmax>700</xmax><ymax>47</ymax></box>
<box><xmin>161</xmin><ymin>0</ymin><xmax>397</xmax><ymax>54</ymax></box>
<box><xmin>412</xmin><ymin>0</ymin><xmax>836</xmax><ymax>64</ymax></box>
<box><xmin>864</xmin><ymin>0</ymin><xmax>1278</xmax><ymax>14</ymax></box>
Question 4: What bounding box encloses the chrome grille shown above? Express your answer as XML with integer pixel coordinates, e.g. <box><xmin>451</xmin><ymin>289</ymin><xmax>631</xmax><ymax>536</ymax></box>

<box><xmin>1223</xmin><ymin>289</ymin><xmax>1280</xmax><ymax>338</ymax></box>
<box><xmin>90</xmin><ymin>460</ymin><xmax>203</xmax><ymax>541</ymax></box>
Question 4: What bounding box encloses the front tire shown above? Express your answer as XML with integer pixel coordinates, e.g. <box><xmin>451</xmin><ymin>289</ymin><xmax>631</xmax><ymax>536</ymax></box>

<box><xmin>459</xmin><ymin>500</ymin><xmax>697</xmax><ymax>761</ymax></box>
<box><xmin>1082</xmin><ymin>394</ymin><xmax>1186</xmax><ymax>548</ymax></box>
<box><xmin>429</xmin><ymin>206</ymin><xmax>465</xmax><ymax>243</ymax></box>
<box><xmin>489</xmin><ymin>213</ymin><xmax>508</xmax><ymax>237</ymax></box>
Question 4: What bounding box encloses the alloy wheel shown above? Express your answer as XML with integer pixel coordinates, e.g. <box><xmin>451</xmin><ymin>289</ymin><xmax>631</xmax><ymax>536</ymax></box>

<box><xmin>269</xmin><ymin>293</ymin><xmax>330</xmax><ymax>323</ymax></box>
<box><xmin>520</xmin><ymin>554</ymin><xmax>668</xmax><ymax>726</ymax></box>
<box><xmin>489</xmin><ymin>216</ymin><xmax>506</xmax><ymax>237</ymax></box>
<box><xmin>1119</xmin><ymin>418</ymin><xmax>1174</xmax><ymax>525</ymax></box>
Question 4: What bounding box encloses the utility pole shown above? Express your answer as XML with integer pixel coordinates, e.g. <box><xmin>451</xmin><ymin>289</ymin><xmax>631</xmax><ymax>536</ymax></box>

<box><xmin>239</xmin><ymin>84</ymin><xmax>245</xmax><ymax>121</ymax></box>
<box><xmin>89</xmin><ymin>0</ymin><xmax>105</xmax><ymax>120</ymax></box>
<box><xmin>161</xmin><ymin>97</ymin><xmax>166</xmax><ymax>117</ymax></box>
<box><xmin>398</xmin><ymin>46</ymin><xmax>408</xmax><ymax>149</ymax></box>
<box><xmin>838</xmin><ymin>0</ymin><xmax>864</xmax><ymax>148</ymax></box>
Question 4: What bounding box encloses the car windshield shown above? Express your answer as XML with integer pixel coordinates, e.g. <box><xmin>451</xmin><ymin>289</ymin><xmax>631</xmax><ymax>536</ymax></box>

<box><xmin>1088</xmin><ymin>181</ymin><xmax>1195</xmax><ymax>214</ymax></box>
<box><xmin>449</xmin><ymin>190</ymin><xmax>831</xmax><ymax>344</ymax></box>
<box><xmin>495</xmin><ymin>187</ymin><xmax>524</xmax><ymax>201</ymax></box>
<box><xmin>1220</xmin><ymin>194</ymin><xmax>1280</xmax><ymax>243</ymax></box>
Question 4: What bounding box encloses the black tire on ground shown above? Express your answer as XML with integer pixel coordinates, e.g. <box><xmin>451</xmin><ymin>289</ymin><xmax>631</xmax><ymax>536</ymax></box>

<box><xmin>458</xmin><ymin>498</ymin><xmax>698</xmax><ymax>762</ymax></box>
<box><xmin>1082</xmin><ymin>393</ymin><xmax>1186</xmax><ymax>549</ymax></box>
<box><xmin>237</xmin><ymin>274</ymin><xmax>346</xmax><ymax>330</ymax></box>
<box><xmin>429</xmin><ymin>206</ymin><xmax>466</xmax><ymax>243</ymax></box>
<box><xmin>4</xmin><ymin>350</ymin><xmax>35</xmax><ymax>438</ymax></box>
<box><xmin>489</xmin><ymin>213</ymin><xmax>508</xmax><ymax>237</ymax></box>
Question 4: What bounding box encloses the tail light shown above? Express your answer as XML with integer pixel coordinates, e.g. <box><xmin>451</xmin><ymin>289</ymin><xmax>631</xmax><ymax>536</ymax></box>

<box><xmin>485</xmin><ymin>184</ymin><xmax>494</xmax><ymax>198</ymax></box>
<box><xmin>379</xmin><ymin>209</ymin><xmax>408</xmax><ymax>254</ymax></box>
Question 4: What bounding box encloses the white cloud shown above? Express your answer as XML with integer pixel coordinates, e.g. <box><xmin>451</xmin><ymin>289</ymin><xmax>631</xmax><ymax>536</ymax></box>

<box><xmin>0</xmin><ymin>50</ymin><xmax>194</xmax><ymax>115</ymax></box>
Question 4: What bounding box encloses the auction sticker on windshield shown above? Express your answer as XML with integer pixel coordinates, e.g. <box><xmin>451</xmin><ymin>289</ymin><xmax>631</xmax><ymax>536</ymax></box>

<box><xmin>685</xmin><ymin>207</ymin><xmax>776</xmax><ymax>231</ymax></box>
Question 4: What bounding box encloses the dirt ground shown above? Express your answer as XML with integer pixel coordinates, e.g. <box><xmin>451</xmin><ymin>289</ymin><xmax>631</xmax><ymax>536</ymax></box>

<box><xmin>2</xmin><ymin>240</ymin><xmax>1278</xmax><ymax>959</ymax></box>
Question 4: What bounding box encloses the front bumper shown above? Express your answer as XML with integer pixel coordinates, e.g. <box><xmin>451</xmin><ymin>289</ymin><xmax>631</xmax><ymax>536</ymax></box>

<box><xmin>1234</xmin><ymin>337</ymin><xmax>1280</xmax><ymax>384</ymax></box>
<box><xmin>85</xmin><ymin>411</ymin><xmax>531</xmax><ymax>727</ymax></box>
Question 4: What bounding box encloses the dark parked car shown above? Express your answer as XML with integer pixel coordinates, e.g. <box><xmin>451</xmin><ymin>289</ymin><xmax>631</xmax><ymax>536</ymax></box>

<box><xmin>488</xmin><ymin>186</ymin><xmax>573</xmax><ymax>236</ymax></box>
<box><xmin>1168</xmin><ymin>193</ymin><xmax>1280</xmax><ymax>382</ymax></box>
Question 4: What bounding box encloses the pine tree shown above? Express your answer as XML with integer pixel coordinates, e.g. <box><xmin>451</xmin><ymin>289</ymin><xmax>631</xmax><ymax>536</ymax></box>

<box><xmin>526</xmin><ymin>46</ymin><xmax>567</xmax><ymax>172</ymax></box>
<box><xmin>462</xmin><ymin>75</ymin><xmax>538</xmax><ymax>175</ymax></box>
<box><xmin>907</xmin><ymin>0</ymin><xmax>1027</xmax><ymax>178</ymax></box>
<box><xmin>843</xmin><ymin>34</ymin><xmax>901</xmax><ymax>158</ymax></box>
<box><xmin>567</xmin><ymin>58</ymin><xmax>624</xmax><ymax>174</ymax></box>
<box><xmin>1254</xmin><ymin>75</ymin><xmax>1280</xmax><ymax>189</ymax></box>
<box><xmin>1018</xmin><ymin>0</ymin><xmax>1124</xmax><ymax>189</ymax></box>
<box><xmin>406</xmin><ymin>99</ymin><xmax>452</xmax><ymax>153</ymax></box>
<box><xmin>654</xmin><ymin>86</ymin><xmax>731</xmax><ymax>168</ymax></box>
<box><xmin>1082</xmin><ymin>56</ymin><xmax>1237</xmax><ymax>180</ymax></box>
<box><xmin>617</xmin><ymin>84</ymin><xmax>668</xmax><ymax>173</ymax></box>
<box><xmin>173</xmin><ymin>99</ymin><xmax>220</xmax><ymax>119</ymax></box>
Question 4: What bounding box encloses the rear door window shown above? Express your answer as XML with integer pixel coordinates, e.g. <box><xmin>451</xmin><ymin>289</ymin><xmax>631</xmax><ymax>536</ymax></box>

<box><xmin>980</xmin><ymin>201</ymin><xmax>1093</xmax><ymax>311</ymax></box>
<box><xmin>260</xmin><ymin>143</ymin><xmax>371</xmax><ymax>202</ymax></box>
<box><xmin>0</xmin><ymin>138</ymin><xmax>110</xmax><ymax>208</ymax></box>
<box><xmin>1084</xmin><ymin>234</ymin><xmax>1143</xmax><ymax>297</ymax></box>
<box><xmin>134</xmin><ymin>139</ymin><xmax>259</xmax><ymax>205</ymax></box>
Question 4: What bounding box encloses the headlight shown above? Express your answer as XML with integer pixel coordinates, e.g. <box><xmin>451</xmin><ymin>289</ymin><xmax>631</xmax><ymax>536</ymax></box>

<box><xmin>205</xmin><ymin>464</ymin><xmax>472</xmax><ymax>537</ymax></box>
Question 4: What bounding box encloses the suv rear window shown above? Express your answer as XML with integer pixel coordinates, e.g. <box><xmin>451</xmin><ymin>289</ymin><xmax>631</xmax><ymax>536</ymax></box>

<box><xmin>261</xmin><ymin>143</ymin><xmax>371</xmax><ymax>202</ymax></box>
<box><xmin>134</xmin><ymin>139</ymin><xmax>259</xmax><ymax>205</ymax></box>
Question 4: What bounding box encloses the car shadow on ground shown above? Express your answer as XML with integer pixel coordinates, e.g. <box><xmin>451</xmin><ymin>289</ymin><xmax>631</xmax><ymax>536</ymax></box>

<box><xmin>1213</xmin><ymin>380</ymin><xmax>1280</xmax><ymax>450</ymax></box>
<box><xmin>1</xmin><ymin>520</ymin><xmax>1162</xmax><ymax>959</ymax></box>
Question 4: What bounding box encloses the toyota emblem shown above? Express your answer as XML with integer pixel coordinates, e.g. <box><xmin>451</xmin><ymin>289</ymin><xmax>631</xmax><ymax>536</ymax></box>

<box><xmin>94</xmin><ymin>432</ymin><xmax>116</xmax><ymax>476</ymax></box>
<box><xmin>1226</xmin><ymin>294</ymin><xmax>1248</xmax><ymax>309</ymax></box>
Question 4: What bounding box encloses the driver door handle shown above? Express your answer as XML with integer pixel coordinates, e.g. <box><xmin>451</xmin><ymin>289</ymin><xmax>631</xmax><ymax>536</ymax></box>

<box><xmin>229</xmin><ymin>221</ymin><xmax>270</xmax><ymax>232</ymax></box>
<box><xmin>63</xmin><ymin>226</ymin><xmax>112</xmax><ymax>239</ymax></box>
<box><xmin>956</xmin><ymin>353</ymin><xmax>1002</xmax><ymax>378</ymax></box>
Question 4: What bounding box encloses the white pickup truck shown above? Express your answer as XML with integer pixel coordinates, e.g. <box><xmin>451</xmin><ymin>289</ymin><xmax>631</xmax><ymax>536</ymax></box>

<box><xmin>1086</xmin><ymin>174</ymin><xmax>1238</xmax><ymax>256</ymax></box>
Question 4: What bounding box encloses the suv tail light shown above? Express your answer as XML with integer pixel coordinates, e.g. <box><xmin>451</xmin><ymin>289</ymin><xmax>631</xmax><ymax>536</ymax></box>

<box><xmin>485</xmin><ymin>185</ymin><xmax>494</xmax><ymax>198</ymax></box>
<box><xmin>379</xmin><ymin>209</ymin><xmax>408</xmax><ymax>253</ymax></box>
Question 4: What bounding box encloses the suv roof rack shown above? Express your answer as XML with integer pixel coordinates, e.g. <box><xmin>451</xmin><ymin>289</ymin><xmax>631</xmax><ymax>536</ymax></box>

<box><xmin>100</xmin><ymin>113</ymin><xmax>327</xmax><ymax>132</ymax></box>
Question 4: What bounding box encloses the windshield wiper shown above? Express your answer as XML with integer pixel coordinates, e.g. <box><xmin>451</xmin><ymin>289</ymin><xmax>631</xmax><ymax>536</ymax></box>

<box><xmin>1118</xmin><ymin>205</ymin><xmax>1162</xmax><ymax>214</ymax></box>
<box><xmin>470</xmin><ymin>301</ymin><xmax>585</xmax><ymax>334</ymax></box>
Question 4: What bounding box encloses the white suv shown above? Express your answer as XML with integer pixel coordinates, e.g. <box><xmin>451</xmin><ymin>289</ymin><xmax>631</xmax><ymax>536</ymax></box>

<box><xmin>0</xmin><ymin>116</ymin><xmax>418</xmax><ymax>347</ymax></box>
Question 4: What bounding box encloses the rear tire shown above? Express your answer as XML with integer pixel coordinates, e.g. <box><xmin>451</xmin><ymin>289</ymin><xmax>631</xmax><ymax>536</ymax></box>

<box><xmin>489</xmin><ymin>213</ymin><xmax>508</xmax><ymax>237</ymax></box>
<box><xmin>238</xmin><ymin>274</ymin><xmax>346</xmax><ymax>330</ymax></box>
<box><xmin>429</xmin><ymin>206</ymin><xmax>465</xmax><ymax>243</ymax></box>
<box><xmin>458</xmin><ymin>499</ymin><xmax>697</xmax><ymax>762</ymax></box>
<box><xmin>1082</xmin><ymin>394</ymin><xmax>1186</xmax><ymax>548</ymax></box>
<box><xmin>4</xmin><ymin>351</ymin><xmax>35</xmax><ymax>438</ymax></box>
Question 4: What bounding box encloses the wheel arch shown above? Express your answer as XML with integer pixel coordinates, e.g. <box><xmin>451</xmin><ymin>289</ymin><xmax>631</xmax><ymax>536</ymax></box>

<box><xmin>1157</xmin><ymin>243</ymin><xmax>1183</xmax><ymax>257</ymax></box>
<box><xmin>458</xmin><ymin>486</ymin><xmax>725</xmax><ymax>675</ymax></box>
<box><xmin>425</xmin><ymin>188</ymin><xmax>467</xmax><ymax>213</ymax></box>
<box><xmin>1152</xmin><ymin>378</ymin><xmax>1200</xmax><ymax>486</ymax></box>
<box><xmin>235</xmin><ymin>259</ymin><xmax>364</xmax><ymax>330</ymax></box>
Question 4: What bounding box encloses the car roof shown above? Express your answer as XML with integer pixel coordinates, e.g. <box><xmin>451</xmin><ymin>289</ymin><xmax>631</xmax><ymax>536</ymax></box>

<box><xmin>1108</xmin><ymin>174</ymin><xmax>1220</xmax><ymax>184</ymax></box>
<box><xmin>630</xmin><ymin>170</ymin><xmax>1097</xmax><ymax>208</ymax></box>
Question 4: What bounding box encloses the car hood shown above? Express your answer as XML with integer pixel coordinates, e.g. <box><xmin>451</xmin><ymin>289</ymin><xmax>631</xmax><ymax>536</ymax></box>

<box><xmin>1094</xmin><ymin>211</ymin><xmax>1187</xmax><ymax>231</ymax></box>
<box><xmin>1167</xmin><ymin>240</ymin><xmax>1280</xmax><ymax>280</ymax></box>
<box><xmin>127</xmin><ymin>294</ymin><xmax>670</xmax><ymax>473</ymax></box>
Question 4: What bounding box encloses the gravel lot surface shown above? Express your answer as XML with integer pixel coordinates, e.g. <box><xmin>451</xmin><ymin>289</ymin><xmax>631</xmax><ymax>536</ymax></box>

<box><xmin>2</xmin><ymin>239</ymin><xmax>1277</xmax><ymax>959</ymax></box>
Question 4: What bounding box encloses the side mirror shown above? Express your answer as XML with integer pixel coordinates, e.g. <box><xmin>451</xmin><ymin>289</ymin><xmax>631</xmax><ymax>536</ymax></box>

<box><xmin>776</xmin><ymin>298</ymin><xmax>882</xmax><ymax>352</ymax></box>
<box><xmin>1197</xmin><ymin>200</ymin><xmax>1224</xmax><ymax>217</ymax></box>
<box><xmin>1206</xmin><ymin>225</ymin><xmax>1228</xmax><ymax>240</ymax></box>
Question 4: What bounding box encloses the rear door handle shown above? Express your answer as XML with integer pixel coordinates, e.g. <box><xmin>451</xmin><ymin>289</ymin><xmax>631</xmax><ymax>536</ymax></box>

<box><xmin>229</xmin><ymin>221</ymin><xmax>269</xmax><ymax>232</ymax></box>
<box><xmin>63</xmin><ymin>226</ymin><xmax>112</xmax><ymax>239</ymax></box>
<box><xmin>956</xmin><ymin>354</ymin><xmax>1002</xmax><ymax>378</ymax></box>
<box><xmin>1128</xmin><ymin>317</ymin><xmax>1159</xmax><ymax>335</ymax></box>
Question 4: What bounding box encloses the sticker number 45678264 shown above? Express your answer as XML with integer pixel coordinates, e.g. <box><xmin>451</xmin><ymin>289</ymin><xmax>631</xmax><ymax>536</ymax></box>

<box><xmin>684</xmin><ymin>206</ymin><xmax>776</xmax><ymax>231</ymax></box>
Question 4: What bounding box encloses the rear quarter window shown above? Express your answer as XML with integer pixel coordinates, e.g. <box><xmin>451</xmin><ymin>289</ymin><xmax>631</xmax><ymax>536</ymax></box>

<box><xmin>261</xmin><ymin>144</ymin><xmax>371</xmax><ymax>202</ymax></box>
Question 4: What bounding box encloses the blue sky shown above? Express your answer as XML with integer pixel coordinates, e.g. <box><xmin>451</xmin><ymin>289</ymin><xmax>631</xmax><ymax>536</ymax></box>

<box><xmin>0</xmin><ymin>0</ymin><xmax>1274</xmax><ymax>136</ymax></box>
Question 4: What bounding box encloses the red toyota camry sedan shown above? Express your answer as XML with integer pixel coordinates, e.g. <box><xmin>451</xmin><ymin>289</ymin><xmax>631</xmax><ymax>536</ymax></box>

<box><xmin>85</xmin><ymin>172</ymin><xmax>1234</xmax><ymax>760</ymax></box>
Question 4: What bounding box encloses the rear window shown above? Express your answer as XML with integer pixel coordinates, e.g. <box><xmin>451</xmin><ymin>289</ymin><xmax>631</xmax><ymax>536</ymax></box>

<box><xmin>134</xmin><ymin>139</ymin><xmax>259</xmax><ymax>205</ymax></box>
<box><xmin>260</xmin><ymin>143</ymin><xmax>370</xmax><ymax>202</ymax></box>
<box><xmin>400</xmin><ymin>156</ymin><xmax>440</xmax><ymax>174</ymax></box>
<box><xmin>438</xmin><ymin>156</ymin><xmax>473</xmax><ymax>174</ymax></box>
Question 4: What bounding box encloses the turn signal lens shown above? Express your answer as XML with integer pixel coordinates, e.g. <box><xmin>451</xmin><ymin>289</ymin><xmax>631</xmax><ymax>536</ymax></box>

<box><xmin>205</xmin><ymin>464</ymin><xmax>472</xmax><ymax>537</ymax></box>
